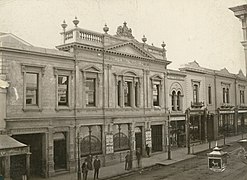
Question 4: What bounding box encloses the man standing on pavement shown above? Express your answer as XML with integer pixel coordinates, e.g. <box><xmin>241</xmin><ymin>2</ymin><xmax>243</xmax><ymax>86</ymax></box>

<box><xmin>93</xmin><ymin>155</ymin><xmax>101</xmax><ymax>180</ymax></box>
<box><xmin>125</xmin><ymin>151</ymin><xmax>130</xmax><ymax>170</ymax></box>
<box><xmin>81</xmin><ymin>159</ymin><xmax>89</xmax><ymax>180</ymax></box>
<box><xmin>146</xmin><ymin>144</ymin><xmax>150</xmax><ymax>157</ymax></box>
<box><xmin>136</xmin><ymin>148</ymin><xmax>142</xmax><ymax>168</ymax></box>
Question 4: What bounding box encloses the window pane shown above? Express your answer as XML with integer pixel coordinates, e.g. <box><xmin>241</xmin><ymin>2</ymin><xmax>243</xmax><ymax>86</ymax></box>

<box><xmin>124</xmin><ymin>82</ymin><xmax>131</xmax><ymax>106</ymax></box>
<box><xmin>113</xmin><ymin>124</ymin><xmax>129</xmax><ymax>152</ymax></box>
<box><xmin>26</xmin><ymin>73</ymin><xmax>38</xmax><ymax>105</ymax></box>
<box><xmin>208</xmin><ymin>86</ymin><xmax>211</xmax><ymax>104</ymax></box>
<box><xmin>153</xmin><ymin>84</ymin><xmax>159</xmax><ymax>106</ymax></box>
<box><xmin>58</xmin><ymin>76</ymin><xmax>68</xmax><ymax>106</ymax></box>
<box><xmin>193</xmin><ymin>85</ymin><xmax>198</xmax><ymax>103</ymax></box>
<box><xmin>86</xmin><ymin>78</ymin><xmax>96</xmax><ymax>106</ymax></box>
<box><xmin>117</xmin><ymin>81</ymin><xmax>121</xmax><ymax>106</ymax></box>
<box><xmin>177</xmin><ymin>91</ymin><xmax>181</xmax><ymax>110</ymax></box>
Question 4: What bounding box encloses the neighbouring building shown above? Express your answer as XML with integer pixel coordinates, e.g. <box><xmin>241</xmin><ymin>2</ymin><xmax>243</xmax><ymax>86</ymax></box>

<box><xmin>180</xmin><ymin>61</ymin><xmax>247</xmax><ymax>146</ymax></box>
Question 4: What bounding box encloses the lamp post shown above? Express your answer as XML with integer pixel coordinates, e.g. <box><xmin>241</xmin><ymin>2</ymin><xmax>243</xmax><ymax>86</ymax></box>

<box><xmin>167</xmin><ymin>110</ymin><xmax>172</xmax><ymax>160</ymax></box>
<box><xmin>77</xmin><ymin>132</ymin><xmax>81</xmax><ymax>180</ymax></box>
<box><xmin>186</xmin><ymin>108</ymin><xmax>191</xmax><ymax>154</ymax></box>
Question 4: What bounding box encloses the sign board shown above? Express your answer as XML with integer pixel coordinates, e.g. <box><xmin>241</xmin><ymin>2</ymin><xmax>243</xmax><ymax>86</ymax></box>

<box><xmin>208</xmin><ymin>157</ymin><xmax>225</xmax><ymax>172</ymax></box>
<box><xmin>105</xmin><ymin>134</ymin><xmax>114</xmax><ymax>154</ymax></box>
<box><xmin>145</xmin><ymin>130</ymin><xmax>152</xmax><ymax>147</ymax></box>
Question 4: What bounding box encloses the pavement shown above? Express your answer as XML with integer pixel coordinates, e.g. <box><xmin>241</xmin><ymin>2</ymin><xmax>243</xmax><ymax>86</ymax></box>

<box><xmin>32</xmin><ymin>134</ymin><xmax>247</xmax><ymax>180</ymax></box>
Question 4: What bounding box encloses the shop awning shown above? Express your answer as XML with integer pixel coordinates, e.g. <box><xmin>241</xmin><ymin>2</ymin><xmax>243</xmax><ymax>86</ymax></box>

<box><xmin>0</xmin><ymin>135</ymin><xmax>29</xmax><ymax>157</ymax></box>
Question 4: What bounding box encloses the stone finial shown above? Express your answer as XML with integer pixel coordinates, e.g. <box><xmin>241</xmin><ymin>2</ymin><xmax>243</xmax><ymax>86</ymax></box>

<box><xmin>103</xmin><ymin>24</ymin><xmax>109</xmax><ymax>34</ymax></box>
<box><xmin>61</xmin><ymin>20</ymin><xmax>67</xmax><ymax>30</ymax></box>
<box><xmin>73</xmin><ymin>16</ymin><xmax>79</xmax><ymax>27</ymax></box>
<box><xmin>161</xmin><ymin>41</ymin><xmax>166</xmax><ymax>49</ymax></box>
<box><xmin>142</xmin><ymin>35</ymin><xmax>147</xmax><ymax>43</ymax></box>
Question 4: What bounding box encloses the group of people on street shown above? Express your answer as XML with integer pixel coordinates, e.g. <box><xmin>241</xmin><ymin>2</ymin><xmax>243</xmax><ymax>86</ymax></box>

<box><xmin>81</xmin><ymin>144</ymin><xmax>151</xmax><ymax>180</ymax></box>
<box><xmin>81</xmin><ymin>155</ymin><xmax>101</xmax><ymax>180</ymax></box>
<box><xmin>125</xmin><ymin>144</ymin><xmax>151</xmax><ymax>170</ymax></box>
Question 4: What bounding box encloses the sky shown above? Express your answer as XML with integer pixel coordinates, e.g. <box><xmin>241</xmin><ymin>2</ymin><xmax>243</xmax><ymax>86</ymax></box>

<box><xmin>0</xmin><ymin>0</ymin><xmax>246</xmax><ymax>74</ymax></box>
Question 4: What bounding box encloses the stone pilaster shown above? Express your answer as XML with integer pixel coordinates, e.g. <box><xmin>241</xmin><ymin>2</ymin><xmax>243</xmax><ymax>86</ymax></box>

<box><xmin>47</xmin><ymin>127</ymin><xmax>55</xmax><ymax>176</ymax></box>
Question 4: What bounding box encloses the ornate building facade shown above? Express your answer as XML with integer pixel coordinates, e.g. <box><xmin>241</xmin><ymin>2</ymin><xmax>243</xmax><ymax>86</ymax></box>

<box><xmin>0</xmin><ymin>18</ymin><xmax>246</xmax><ymax>179</ymax></box>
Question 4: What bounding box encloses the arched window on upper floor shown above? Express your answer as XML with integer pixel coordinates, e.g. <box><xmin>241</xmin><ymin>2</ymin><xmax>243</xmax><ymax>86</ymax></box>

<box><xmin>177</xmin><ymin>91</ymin><xmax>181</xmax><ymax>111</ymax></box>
<box><xmin>171</xmin><ymin>91</ymin><xmax>176</xmax><ymax>111</ymax></box>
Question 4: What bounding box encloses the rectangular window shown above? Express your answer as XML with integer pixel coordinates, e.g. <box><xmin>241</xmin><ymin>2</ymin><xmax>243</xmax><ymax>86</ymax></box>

<box><xmin>58</xmin><ymin>75</ymin><xmax>69</xmax><ymax>106</ymax></box>
<box><xmin>135</xmin><ymin>82</ymin><xmax>138</xmax><ymax>107</ymax></box>
<box><xmin>223</xmin><ymin>88</ymin><xmax>226</xmax><ymax>103</ymax></box>
<box><xmin>240</xmin><ymin>90</ymin><xmax>245</xmax><ymax>104</ymax></box>
<box><xmin>193</xmin><ymin>85</ymin><xmax>198</xmax><ymax>103</ymax></box>
<box><xmin>208</xmin><ymin>86</ymin><xmax>212</xmax><ymax>105</ymax></box>
<box><xmin>226</xmin><ymin>88</ymin><xmax>230</xmax><ymax>103</ymax></box>
<box><xmin>26</xmin><ymin>73</ymin><xmax>38</xmax><ymax>105</ymax></box>
<box><xmin>86</xmin><ymin>78</ymin><xmax>96</xmax><ymax>107</ymax></box>
<box><xmin>124</xmin><ymin>81</ymin><xmax>131</xmax><ymax>107</ymax></box>
<box><xmin>117</xmin><ymin>81</ymin><xmax>121</xmax><ymax>107</ymax></box>
<box><xmin>153</xmin><ymin>84</ymin><xmax>160</xmax><ymax>106</ymax></box>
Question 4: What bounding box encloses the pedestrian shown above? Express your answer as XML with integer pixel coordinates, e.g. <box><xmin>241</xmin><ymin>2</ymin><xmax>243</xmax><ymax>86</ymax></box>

<box><xmin>93</xmin><ymin>155</ymin><xmax>101</xmax><ymax>180</ymax></box>
<box><xmin>81</xmin><ymin>159</ymin><xmax>89</xmax><ymax>180</ymax></box>
<box><xmin>136</xmin><ymin>148</ymin><xmax>141</xmax><ymax>168</ymax></box>
<box><xmin>125</xmin><ymin>151</ymin><xmax>130</xmax><ymax>170</ymax></box>
<box><xmin>86</xmin><ymin>155</ymin><xmax>93</xmax><ymax>171</ymax></box>
<box><xmin>146</xmin><ymin>144</ymin><xmax>150</xmax><ymax>157</ymax></box>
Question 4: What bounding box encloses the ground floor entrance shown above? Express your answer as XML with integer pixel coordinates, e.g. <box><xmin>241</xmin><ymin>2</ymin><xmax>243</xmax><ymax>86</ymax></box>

<box><xmin>135</xmin><ymin>126</ymin><xmax>143</xmax><ymax>155</ymax></box>
<box><xmin>170</xmin><ymin>120</ymin><xmax>186</xmax><ymax>147</ymax></box>
<box><xmin>151</xmin><ymin>125</ymin><xmax>162</xmax><ymax>152</ymax></box>
<box><xmin>190</xmin><ymin>114</ymin><xmax>206</xmax><ymax>142</ymax></box>
<box><xmin>13</xmin><ymin>133</ymin><xmax>43</xmax><ymax>177</ymax></box>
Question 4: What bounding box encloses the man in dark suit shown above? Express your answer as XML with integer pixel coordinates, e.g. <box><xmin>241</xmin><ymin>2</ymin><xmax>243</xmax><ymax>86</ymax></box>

<box><xmin>93</xmin><ymin>155</ymin><xmax>101</xmax><ymax>180</ymax></box>
<box><xmin>81</xmin><ymin>159</ymin><xmax>89</xmax><ymax>180</ymax></box>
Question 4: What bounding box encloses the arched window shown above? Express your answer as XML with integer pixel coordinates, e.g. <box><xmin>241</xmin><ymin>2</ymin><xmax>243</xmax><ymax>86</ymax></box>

<box><xmin>172</xmin><ymin>91</ymin><xmax>176</xmax><ymax>111</ymax></box>
<box><xmin>177</xmin><ymin>91</ymin><xmax>181</xmax><ymax>111</ymax></box>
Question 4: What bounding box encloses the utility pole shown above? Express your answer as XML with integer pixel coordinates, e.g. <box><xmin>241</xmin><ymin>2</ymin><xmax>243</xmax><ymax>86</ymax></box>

<box><xmin>167</xmin><ymin>110</ymin><xmax>171</xmax><ymax>160</ymax></box>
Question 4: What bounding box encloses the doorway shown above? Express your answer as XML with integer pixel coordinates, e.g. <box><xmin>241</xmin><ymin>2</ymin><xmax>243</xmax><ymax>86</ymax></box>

<box><xmin>53</xmin><ymin>132</ymin><xmax>67</xmax><ymax>171</ymax></box>
<box><xmin>151</xmin><ymin>125</ymin><xmax>162</xmax><ymax>152</ymax></box>
<box><xmin>12</xmin><ymin>134</ymin><xmax>43</xmax><ymax>177</ymax></box>
<box><xmin>135</xmin><ymin>127</ymin><xmax>142</xmax><ymax>155</ymax></box>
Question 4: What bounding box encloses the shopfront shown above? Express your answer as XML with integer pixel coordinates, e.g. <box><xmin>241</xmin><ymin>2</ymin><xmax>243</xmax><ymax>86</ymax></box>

<box><xmin>0</xmin><ymin>135</ymin><xmax>30</xmax><ymax>180</ymax></box>
<box><xmin>170</xmin><ymin>115</ymin><xmax>186</xmax><ymax>147</ymax></box>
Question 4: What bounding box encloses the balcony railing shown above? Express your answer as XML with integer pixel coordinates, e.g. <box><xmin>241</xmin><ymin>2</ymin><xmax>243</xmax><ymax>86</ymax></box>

<box><xmin>63</xmin><ymin>28</ymin><xmax>103</xmax><ymax>45</ymax></box>
<box><xmin>220</xmin><ymin>103</ymin><xmax>234</xmax><ymax>108</ymax></box>
<box><xmin>191</xmin><ymin>101</ymin><xmax>204</xmax><ymax>108</ymax></box>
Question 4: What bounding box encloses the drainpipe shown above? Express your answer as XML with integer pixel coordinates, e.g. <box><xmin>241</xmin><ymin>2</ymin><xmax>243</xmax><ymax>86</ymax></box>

<box><xmin>102</xmin><ymin>34</ymin><xmax>107</xmax><ymax>166</ymax></box>
<box><xmin>214</xmin><ymin>71</ymin><xmax>217</xmax><ymax>140</ymax></box>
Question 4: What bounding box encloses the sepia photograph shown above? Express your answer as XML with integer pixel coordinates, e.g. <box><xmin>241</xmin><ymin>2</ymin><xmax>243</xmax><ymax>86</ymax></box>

<box><xmin>1</xmin><ymin>0</ymin><xmax>247</xmax><ymax>179</ymax></box>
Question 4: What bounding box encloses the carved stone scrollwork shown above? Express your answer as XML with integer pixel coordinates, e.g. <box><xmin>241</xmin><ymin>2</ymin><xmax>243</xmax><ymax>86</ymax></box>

<box><xmin>107</xmin><ymin>64</ymin><xmax>112</xmax><ymax>70</ymax></box>
<box><xmin>116</xmin><ymin>22</ymin><xmax>134</xmax><ymax>39</ymax></box>
<box><xmin>53</xmin><ymin>68</ymin><xmax>58</xmax><ymax>77</ymax></box>
<box><xmin>21</xmin><ymin>65</ymin><xmax>26</xmax><ymax>73</ymax></box>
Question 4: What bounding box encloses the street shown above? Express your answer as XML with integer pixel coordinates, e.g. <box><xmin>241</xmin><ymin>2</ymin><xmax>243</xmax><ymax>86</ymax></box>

<box><xmin>118</xmin><ymin>142</ymin><xmax>247</xmax><ymax>180</ymax></box>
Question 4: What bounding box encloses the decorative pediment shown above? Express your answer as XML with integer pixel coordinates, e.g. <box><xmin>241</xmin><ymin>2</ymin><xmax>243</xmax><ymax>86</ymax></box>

<box><xmin>0</xmin><ymin>33</ymin><xmax>32</xmax><ymax>46</ymax></box>
<box><xmin>219</xmin><ymin>68</ymin><xmax>230</xmax><ymax>75</ymax></box>
<box><xmin>237</xmin><ymin>69</ymin><xmax>246</xmax><ymax>79</ymax></box>
<box><xmin>115</xmin><ymin>69</ymin><xmax>139</xmax><ymax>77</ymax></box>
<box><xmin>81</xmin><ymin>65</ymin><xmax>101</xmax><ymax>73</ymax></box>
<box><xmin>150</xmin><ymin>74</ymin><xmax>163</xmax><ymax>80</ymax></box>
<box><xmin>106</xmin><ymin>42</ymin><xmax>154</xmax><ymax>59</ymax></box>
<box><xmin>187</xmin><ymin>61</ymin><xmax>200</xmax><ymax>68</ymax></box>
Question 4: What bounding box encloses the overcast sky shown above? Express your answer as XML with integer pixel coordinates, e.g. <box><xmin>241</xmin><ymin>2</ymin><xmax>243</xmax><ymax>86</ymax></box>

<box><xmin>0</xmin><ymin>0</ymin><xmax>246</xmax><ymax>74</ymax></box>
